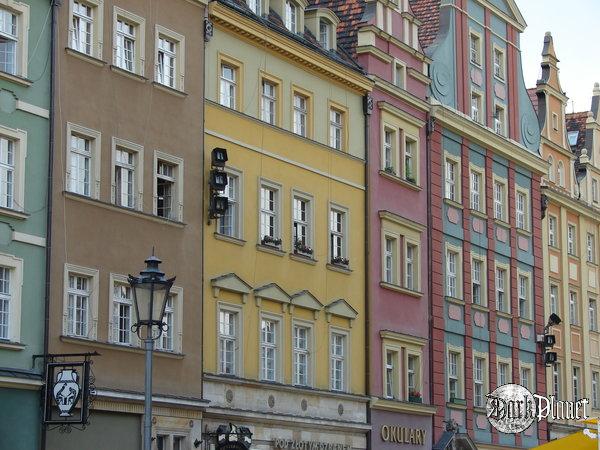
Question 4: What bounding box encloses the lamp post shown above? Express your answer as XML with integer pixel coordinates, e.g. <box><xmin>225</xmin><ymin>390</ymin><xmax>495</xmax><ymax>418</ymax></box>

<box><xmin>129</xmin><ymin>253</ymin><xmax>175</xmax><ymax>450</ymax></box>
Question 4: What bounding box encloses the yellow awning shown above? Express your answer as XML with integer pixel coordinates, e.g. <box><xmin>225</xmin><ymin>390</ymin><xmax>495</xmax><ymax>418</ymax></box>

<box><xmin>531</xmin><ymin>430</ymin><xmax>597</xmax><ymax>450</ymax></box>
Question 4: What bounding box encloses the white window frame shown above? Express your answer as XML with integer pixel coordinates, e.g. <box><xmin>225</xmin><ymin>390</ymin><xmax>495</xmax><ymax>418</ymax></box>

<box><xmin>553</xmin><ymin>361</ymin><xmax>562</xmax><ymax>399</ymax></box>
<box><xmin>292</xmin><ymin>90</ymin><xmax>309</xmax><ymax>137</ymax></box>
<box><xmin>217</xmin><ymin>303</ymin><xmax>242</xmax><ymax>377</ymax></box>
<box><xmin>0</xmin><ymin>124</ymin><xmax>25</xmax><ymax>212</ymax></box>
<box><xmin>292</xmin><ymin>319</ymin><xmax>314</xmax><ymax>387</ymax></box>
<box><xmin>473</xmin><ymin>352</ymin><xmax>488</xmax><ymax>408</ymax></box>
<box><xmin>517</xmin><ymin>270</ymin><xmax>531</xmax><ymax>320</ymax></box>
<box><xmin>247</xmin><ymin>0</ymin><xmax>262</xmax><ymax>15</ymax></box>
<box><xmin>155</xmin><ymin>25</ymin><xmax>185</xmax><ymax>92</ymax></box>
<box><xmin>217</xmin><ymin>168</ymin><xmax>243</xmax><ymax>239</ymax></box>
<box><xmin>593</xmin><ymin>179</ymin><xmax>599</xmax><ymax>204</ymax></box>
<box><xmin>153</xmin><ymin>150</ymin><xmax>184</xmax><ymax>222</ymax></box>
<box><xmin>329</xmin><ymin>106</ymin><xmax>345</xmax><ymax>151</ymax></box>
<box><xmin>284</xmin><ymin>0</ymin><xmax>298</xmax><ymax>33</ymax></box>
<box><xmin>548</xmin><ymin>215</ymin><xmax>557</xmax><ymax>247</ymax></box>
<box><xmin>589</xmin><ymin>298</ymin><xmax>598</xmax><ymax>332</ymax></box>
<box><xmin>593</xmin><ymin>371</ymin><xmax>600</xmax><ymax>409</ymax></box>
<box><xmin>63</xmin><ymin>263</ymin><xmax>99</xmax><ymax>340</ymax></box>
<box><xmin>493</xmin><ymin>45</ymin><xmax>505</xmax><ymax>80</ymax></box>
<box><xmin>447</xmin><ymin>345</ymin><xmax>464</xmax><ymax>401</ymax></box>
<box><xmin>0</xmin><ymin>1</ymin><xmax>29</xmax><ymax>77</ymax></box>
<box><xmin>113</xmin><ymin>7</ymin><xmax>146</xmax><ymax>76</ymax></box>
<box><xmin>330</xmin><ymin>327</ymin><xmax>349</xmax><ymax>392</ymax></box>
<box><xmin>111</xmin><ymin>137</ymin><xmax>143</xmax><ymax>211</ymax></box>
<box><xmin>259</xmin><ymin>313</ymin><xmax>282</xmax><ymax>382</ymax></box>
<box><xmin>393</xmin><ymin>59</ymin><xmax>406</xmax><ymax>89</ymax></box>
<box><xmin>493</xmin><ymin>176</ymin><xmax>508</xmax><ymax>222</ymax></box>
<box><xmin>384</xmin><ymin>346</ymin><xmax>400</xmax><ymax>399</ymax></box>
<box><xmin>494</xmin><ymin>102</ymin><xmax>507</xmax><ymax>136</ymax></box>
<box><xmin>469</xmin><ymin>30</ymin><xmax>482</xmax><ymax>66</ymax></box>
<box><xmin>495</xmin><ymin>262</ymin><xmax>510</xmax><ymax>313</ymax></box>
<box><xmin>516</xmin><ymin>188</ymin><xmax>529</xmax><ymax>231</ymax></box>
<box><xmin>519</xmin><ymin>362</ymin><xmax>533</xmax><ymax>391</ymax></box>
<box><xmin>260</xmin><ymin>78</ymin><xmax>278</xmax><ymax>125</ymax></box>
<box><xmin>445</xmin><ymin>244</ymin><xmax>462</xmax><ymax>299</ymax></box>
<box><xmin>66</xmin><ymin>122</ymin><xmax>101</xmax><ymax>200</ymax></box>
<box><xmin>329</xmin><ymin>203</ymin><xmax>349</xmax><ymax>265</ymax></box>
<box><xmin>550</xmin><ymin>284</ymin><xmax>559</xmax><ymax>316</ymax></box>
<box><xmin>471</xmin><ymin>89</ymin><xmax>484</xmax><ymax>124</ymax></box>
<box><xmin>569</xmin><ymin>290</ymin><xmax>579</xmax><ymax>325</ymax></box>
<box><xmin>469</xmin><ymin>165</ymin><xmax>485</xmax><ymax>212</ymax></box>
<box><xmin>68</xmin><ymin>0</ymin><xmax>103</xmax><ymax>59</ymax></box>
<box><xmin>155</xmin><ymin>285</ymin><xmax>182</xmax><ymax>353</ymax></box>
<box><xmin>557</xmin><ymin>161</ymin><xmax>564</xmax><ymax>187</ymax></box>
<box><xmin>382</xmin><ymin>125</ymin><xmax>397</xmax><ymax>174</ymax></box>
<box><xmin>318</xmin><ymin>18</ymin><xmax>331</xmax><ymax>50</ymax></box>
<box><xmin>0</xmin><ymin>252</ymin><xmax>22</xmax><ymax>343</ymax></box>
<box><xmin>108</xmin><ymin>272</ymin><xmax>138</xmax><ymax>347</ymax></box>
<box><xmin>291</xmin><ymin>190</ymin><xmax>314</xmax><ymax>256</ymax></box>
<box><xmin>573</xmin><ymin>366</ymin><xmax>581</xmax><ymax>400</ymax></box>
<box><xmin>258</xmin><ymin>179</ymin><xmax>282</xmax><ymax>247</ymax></box>
<box><xmin>471</xmin><ymin>254</ymin><xmax>487</xmax><ymax>306</ymax></box>
<box><xmin>588</xmin><ymin>232</ymin><xmax>596</xmax><ymax>263</ymax></box>
<box><xmin>444</xmin><ymin>154</ymin><xmax>461</xmax><ymax>202</ymax></box>
<box><xmin>497</xmin><ymin>357</ymin><xmax>512</xmax><ymax>386</ymax></box>
<box><xmin>567</xmin><ymin>224</ymin><xmax>577</xmax><ymax>256</ymax></box>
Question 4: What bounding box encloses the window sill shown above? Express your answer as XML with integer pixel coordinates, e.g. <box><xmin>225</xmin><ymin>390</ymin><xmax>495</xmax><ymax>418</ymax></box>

<box><xmin>380</xmin><ymin>281</ymin><xmax>422</xmax><ymax>298</ymax></box>
<box><xmin>64</xmin><ymin>191</ymin><xmax>186</xmax><ymax>228</ymax></box>
<box><xmin>0</xmin><ymin>70</ymin><xmax>32</xmax><ymax>87</ymax></box>
<box><xmin>494</xmin><ymin>218</ymin><xmax>510</xmax><ymax>228</ymax></box>
<box><xmin>214</xmin><ymin>233</ymin><xmax>245</xmax><ymax>246</ymax></box>
<box><xmin>493</xmin><ymin>75</ymin><xmax>506</xmax><ymax>84</ymax></box>
<box><xmin>256</xmin><ymin>243</ymin><xmax>286</xmax><ymax>256</ymax></box>
<box><xmin>378</xmin><ymin>170</ymin><xmax>421</xmax><ymax>191</ymax></box>
<box><xmin>469</xmin><ymin>209</ymin><xmax>487</xmax><ymax>220</ymax></box>
<box><xmin>60</xmin><ymin>335</ymin><xmax>184</xmax><ymax>359</ymax></box>
<box><xmin>0</xmin><ymin>206</ymin><xmax>29</xmax><ymax>220</ymax></box>
<box><xmin>65</xmin><ymin>47</ymin><xmax>106</xmax><ymax>67</ymax></box>
<box><xmin>443</xmin><ymin>198</ymin><xmax>463</xmax><ymax>210</ymax></box>
<box><xmin>496</xmin><ymin>311</ymin><xmax>512</xmax><ymax>320</ymax></box>
<box><xmin>516</xmin><ymin>228</ymin><xmax>532</xmax><ymax>237</ymax></box>
<box><xmin>445</xmin><ymin>296</ymin><xmax>465</xmax><ymax>305</ymax></box>
<box><xmin>446</xmin><ymin>400</ymin><xmax>467</xmax><ymax>410</ymax></box>
<box><xmin>326</xmin><ymin>263</ymin><xmax>352</xmax><ymax>274</ymax></box>
<box><xmin>289</xmin><ymin>253</ymin><xmax>317</xmax><ymax>265</ymax></box>
<box><xmin>568</xmin><ymin>253</ymin><xmax>580</xmax><ymax>261</ymax></box>
<box><xmin>152</xmin><ymin>81</ymin><xmax>188</xmax><ymax>98</ymax></box>
<box><xmin>518</xmin><ymin>317</ymin><xmax>534</xmax><ymax>326</ymax></box>
<box><xmin>549</xmin><ymin>244</ymin><xmax>560</xmax><ymax>251</ymax></box>
<box><xmin>0</xmin><ymin>340</ymin><xmax>26</xmax><ymax>351</ymax></box>
<box><xmin>110</xmin><ymin>65</ymin><xmax>148</xmax><ymax>83</ymax></box>
<box><xmin>586</xmin><ymin>261</ymin><xmax>598</xmax><ymax>268</ymax></box>
<box><xmin>471</xmin><ymin>303</ymin><xmax>489</xmax><ymax>313</ymax></box>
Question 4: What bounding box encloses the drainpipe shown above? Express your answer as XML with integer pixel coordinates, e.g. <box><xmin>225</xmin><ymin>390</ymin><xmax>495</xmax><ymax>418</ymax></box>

<box><xmin>41</xmin><ymin>0</ymin><xmax>58</xmax><ymax>449</ymax></box>
<box><xmin>363</xmin><ymin>92</ymin><xmax>372</xmax><ymax>450</ymax></box>
<box><xmin>426</xmin><ymin>111</ymin><xmax>434</xmax><ymax>442</ymax></box>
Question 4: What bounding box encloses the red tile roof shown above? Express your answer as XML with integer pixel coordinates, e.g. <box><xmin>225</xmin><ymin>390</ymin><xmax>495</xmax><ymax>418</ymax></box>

<box><xmin>409</xmin><ymin>0</ymin><xmax>441</xmax><ymax>49</ymax></box>
<box><xmin>566</xmin><ymin>112</ymin><xmax>588</xmax><ymax>152</ymax></box>
<box><xmin>527</xmin><ymin>88</ymin><xmax>538</xmax><ymax>114</ymax></box>
<box><xmin>308</xmin><ymin>0</ymin><xmax>366</xmax><ymax>57</ymax></box>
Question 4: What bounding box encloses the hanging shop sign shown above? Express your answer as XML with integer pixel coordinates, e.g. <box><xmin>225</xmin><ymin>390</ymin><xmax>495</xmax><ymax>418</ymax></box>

<box><xmin>214</xmin><ymin>423</ymin><xmax>253</xmax><ymax>450</ymax></box>
<box><xmin>43</xmin><ymin>360</ymin><xmax>92</xmax><ymax>425</ymax></box>
<box><xmin>273</xmin><ymin>439</ymin><xmax>350</xmax><ymax>450</ymax></box>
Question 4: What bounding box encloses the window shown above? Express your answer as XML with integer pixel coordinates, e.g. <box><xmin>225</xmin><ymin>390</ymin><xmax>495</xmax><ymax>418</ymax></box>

<box><xmin>407</xmin><ymin>354</ymin><xmax>419</xmax><ymax>397</ymax></box>
<box><xmin>0</xmin><ymin>137</ymin><xmax>14</xmax><ymax>209</ymax></box>
<box><xmin>293</xmin><ymin>324</ymin><xmax>310</xmax><ymax>386</ymax></box>
<box><xmin>218</xmin><ymin>309</ymin><xmax>238</xmax><ymax>375</ymax></box>
<box><xmin>470</xmin><ymin>169</ymin><xmax>484</xmax><ymax>212</ymax></box>
<box><xmin>404</xmin><ymin>136</ymin><xmax>416</xmax><ymax>182</ymax></box>
<box><xmin>593</xmin><ymin>179</ymin><xmax>599</xmax><ymax>204</ymax></box>
<box><xmin>383</xmin><ymin>128</ymin><xmax>395</xmax><ymax>173</ymax></box>
<box><xmin>112</xmin><ymin>283</ymin><xmax>133</xmax><ymax>345</ymax></box>
<box><xmin>446</xmin><ymin>249</ymin><xmax>458</xmax><ymax>298</ymax></box>
<box><xmin>567</xmin><ymin>224</ymin><xmax>576</xmax><ymax>255</ymax></box>
<box><xmin>113</xmin><ymin>8</ymin><xmax>145</xmax><ymax>75</ymax></box>
<box><xmin>593</xmin><ymin>372</ymin><xmax>599</xmax><ymax>409</ymax></box>
<box><xmin>498</xmin><ymin>361</ymin><xmax>510</xmax><ymax>386</ymax></box>
<box><xmin>157</xmin><ymin>294</ymin><xmax>174</xmax><ymax>351</ymax></box>
<box><xmin>260</xmin><ymin>318</ymin><xmax>278</xmax><ymax>381</ymax></box>
<box><xmin>383</xmin><ymin>236</ymin><xmax>396</xmax><ymax>284</ymax></box>
<box><xmin>518</xmin><ymin>274</ymin><xmax>530</xmax><ymax>320</ymax></box>
<box><xmin>330</xmin><ymin>207</ymin><xmax>347</xmax><ymax>265</ymax></box>
<box><xmin>448</xmin><ymin>350</ymin><xmax>461</xmax><ymax>400</ymax></box>
<box><xmin>496</xmin><ymin>266</ymin><xmax>508</xmax><ymax>313</ymax></box>
<box><xmin>0</xmin><ymin>267</ymin><xmax>8</xmax><ymax>340</ymax></box>
<box><xmin>550</xmin><ymin>285</ymin><xmax>559</xmax><ymax>316</ymax></box>
<box><xmin>155</xmin><ymin>27</ymin><xmax>185</xmax><ymax>91</ymax></box>
<box><xmin>154</xmin><ymin>152</ymin><xmax>183</xmax><ymax>221</ymax></box>
<box><xmin>393</xmin><ymin>61</ymin><xmax>406</xmax><ymax>89</ymax></box>
<box><xmin>115</xmin><ymin>19</ymin><xmax>135</xmax><ymax>71</ymax></box>
<box><xmin>470</xmin><ymin>32</ymin><xmax>481</xmax><ymax>65</ymax></box>
<box><xmin>471</xmin><ymin>91</ymin><xmax>483</xmax><ymax>123</ymax></box>
<box><xmin>293</xmin><ymin>92</ymin><xmax>308</xmax><ymax>137</ymax></box>
<box><xmin>472</xmin><ymin>257</ymin><xmax>485</xmax><ymax>305</ymax></box>
<box><xmin>547</xmin><ymin>156</ymin><xmax>555</xmax><ymax>182</ymax></box>
<box><xmin>68</xmin><ymin>135</ymin><xmax>92</xmax><ymax>196</ymax></box>
<box><xmin>516</xmin><ymin>190</ymin><xmax>528</xmax><ymax>230</ymax></box>
<box><xmin>0</xmin><ymin>259</ymin><xmax>19</xmax><ymax>343</ymax></box>
<box><xmin>385</xmin><ymin>350</ymin><xmax>398</xmax><ymax>399</ymax></box>
<box><xmin>218</xmin><ymin>172</ymin><xmax>241</xmax><ymax>238</ymax></box>
<box><xmin>494</xmin><ymin>180</ymin><xmax>506</xmax><ymax>221</ymax></box>
<box><xmin>156</xmin><ymin>434</ymin><xmax>188</xmax><ymax>450</ymax></box>
<box><xmin>248</xmin><ymin>0</ymin><xmax>261</xmax><ymax>15</ymax></box>
<box><xmin>569</xmin><ymin>291</ymin><xmax>578</xmax><ymax>325</ymax></box>
<box><xmin>590</xmin><ymin>299</ymin><xmax>598</xmax><ymax>332</ymax></box>
<box><xmin>557</xmin><ymin>161</ymin><xmax>564</xmax><ymax>187</ymax></box>
<box><xmin>330</xmin><ymin>332</ymin><xmax>346</xmax><ymax>391</ymax></box>
<box><xmin>405</xmin><ymin>243</ymin><xmax>416</xmax><ymax>291</ymax></box>
<box><xmin>552</xmin><ymin>113</ymin><xmax>559</xmax><ymax>131</ymax></box>
<box><xmin>319</xmin><ymin>19</ymin><xmax>331</xmax><ymax>50</ymax></box>
<box><xmin>293</xmin><ymin>194</ymin><xmax>312</xmax><ymax>255</ymax></box>
<box><xmin>588</xmin><ymin>233</ymin><xmax>596</xmax><ymax>263</ymax></box>
<box><xmin>493</xmin><ymin>47</ymin><xmax>505</xmax><ymax>80</ymax></box>
<box><xmin>67</xmin><ymin>274</ymin><xmax>91</xmax><ymax>338</ymax></box>
<box><xmin>220</xmin><ymin>63</ymin><xmax>237</xmax><ymax>109</ymax></box>
<box><xmin>329</xmin><ymin>107</ymin><xmax>344</xmax><ymax>150</ymax></box>
<box><xmin>473</xmin><ymin>356</ymin><xmax>485</xmax><ymax>407</ymax></box>
<box><xmin>445</xmin><ymin>158</ymin><xmax>458</xmax><ymax>202</ymax></box>
<box><xmin>0</xmin><ymin>8</ymin><xmax>17</xmax><ymax>75</ymax></box>
<box><xmin>553</xmin><ymin>362</ymin><xmax>561</xmax><ymax>399</ymax></box>
<box><xmin>494</xmin><ymin>104</ymin><xmax>506</xmax><ymax>136</ymax></box>
<box><xmin>71</xmin><ymin>1</ymin><xmax>92</xmax><ymax>55</ymax></box>
<box><xmin>548</xmin><ymin>216</ymin><xmax>557</xmax><ymax>247</ymax></box>
<box><xmin>114</xmin><ymin>148</ymin><xmax>135</xmax><ymax>208</ymax></box>
<box><xmin>284</xmin><ymin>0</ymin><xmax>297</xmax><ymax>33</ymax></box>
<box><xmin>261</xmin><ymin>80</ymin><xmax>277</xmax><ymax>125</ymax></box>
<box><xmin>260</xmin><ymin>183</ymin><xmax>280</xmax><ymax>246</ymax></box>
<box><xmin>520</xmin><ymin>366</ymin><xmax>532</xmax><ymax>391</ymax></box>
<box><xmin>573</xmin><ymin>366</ymin><xmax>580</xmax><ymax>400</ymax></box>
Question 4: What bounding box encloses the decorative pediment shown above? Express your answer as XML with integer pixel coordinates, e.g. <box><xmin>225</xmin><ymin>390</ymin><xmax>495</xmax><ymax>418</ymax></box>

<box><xmin>481</xmin><ymin>0</ymin><xmax>526</xmax><ymax>31</ymax></box>
<box><xmin>325</xmin><ymin>299</ymin><xmax>358</xmax><ymax>327</ymax></box>
<box><xmin>211</xmin><ymin>273</ymin><xmax>252</xmax><ymax>303</ymax></box>
<box><xmin>254</xmin><ymin>283</ymin><xmax>291</xmax><ymax>310</ymax></box>
<box><xmin>290</xmin><ymin>290</ymin><xmax>323</xmax><ymax>319</ymax></box>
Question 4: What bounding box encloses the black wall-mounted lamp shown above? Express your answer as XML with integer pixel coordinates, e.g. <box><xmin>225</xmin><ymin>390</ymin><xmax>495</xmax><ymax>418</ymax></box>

<box><xmin>209</xmin><ymin>148</ymin><xmax>229</xmax><ymax>220</ymax></box>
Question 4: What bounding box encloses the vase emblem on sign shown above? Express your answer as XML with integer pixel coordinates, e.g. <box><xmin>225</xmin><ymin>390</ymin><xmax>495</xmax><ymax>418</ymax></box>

<box><xmin>52</xmin><ymin>369</ymin><xmax>81</xmax><ymax>417</ymax></box>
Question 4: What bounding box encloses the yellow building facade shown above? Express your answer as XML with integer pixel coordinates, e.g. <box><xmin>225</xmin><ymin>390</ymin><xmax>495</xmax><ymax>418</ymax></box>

<box><xmin>202</xmin><ymin>1</ymin><xmax>372</xmax><ymax>449</ymax></box>
<box><xmin>535</xmin><ymin>33</ymin><xmax>600</xmax><ymax>439</ymax></box>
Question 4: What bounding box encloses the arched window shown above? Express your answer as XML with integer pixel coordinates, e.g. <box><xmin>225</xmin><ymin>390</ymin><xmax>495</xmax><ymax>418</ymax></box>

<box><xmin>557</xmin><ymin>161</ymin><xmax>564</xmax><ymax>187</ymax></box>
<box><xmin>548</xmin><ymin>156</ymin><xmax>555</xmax><ymax>182</ymax></box>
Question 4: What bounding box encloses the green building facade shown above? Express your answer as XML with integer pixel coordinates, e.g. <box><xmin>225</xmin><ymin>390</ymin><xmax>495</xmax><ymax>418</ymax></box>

<box><xmin>0</xmin><ymin>0</ymin><xmax>51</xmax><ymax>449</ymax></box>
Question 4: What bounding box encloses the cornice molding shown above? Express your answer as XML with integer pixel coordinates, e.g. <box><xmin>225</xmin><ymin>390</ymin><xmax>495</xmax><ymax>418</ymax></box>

<box><xmin>358</xmin><ymin>25</ymin><xmax>432</xmax><ymax>64</ymax></box>
<box><xmin>371</xmin><ymin>76</ymin><xmax>430</xmax><ymax>112</ymax></box>
<box><xmin>370</xmin><ymin>397</ymin><xmax>437</xmax><ymax>416</ymax></box>
<box><xmin>210</xmin><ymin>3</ymin><xmax>372</xmax><ymax>94</ymax></box>
<box><xmin>378</xmin><ymin>101</ymin><xmax>426</xmax><ymax>128</ymax></box>
<box><xmin>541</xmin><ymin>136</ymin><xmax>575</xmax><ymax>160</ymax></box>
<box><xmin>544</xmin><ymin>186</ymin><xmax>600</xmax><ymax>222</ymax></box>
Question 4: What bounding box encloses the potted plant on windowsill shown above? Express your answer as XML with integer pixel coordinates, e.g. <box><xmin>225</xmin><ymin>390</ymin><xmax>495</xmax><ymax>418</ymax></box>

<box><xmin>261</xmin><ymin>235</ymin><xmax>282</xmax><ymax>248</ymax></box>
<box><xmin>384</xmin><ymin>166</ymin><xmax>397</xmax><ymax>176</ymax></box>
<box><xmin>408</xmin><ymin>391</ymin><xmax>422</xmax><ymax>403</ymax></box>
<box><xmin>405</xmin><ymin>167</ymin><xmax>416</xmax><ymax>184</ymax></box>
<box><xmin>331</xmin><ymin>256</ymin><xmax>350</xmax><ymax>267</ymax></box>
<box><xmin>294</xmin><ymin>239</ymin><xmax>313</xmax><ymax>257</ymax></box>
<box><xmin>449</xmin><ymin>394</ymin><xmax>466</xmax><ymax>406</ymax></box>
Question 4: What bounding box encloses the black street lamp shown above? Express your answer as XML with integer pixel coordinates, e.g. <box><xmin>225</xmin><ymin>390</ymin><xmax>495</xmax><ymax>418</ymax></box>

<box><xmin>129</xmin><ymin>252</ymin><xmax>175</xmax><ymax>450</ymax></box>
